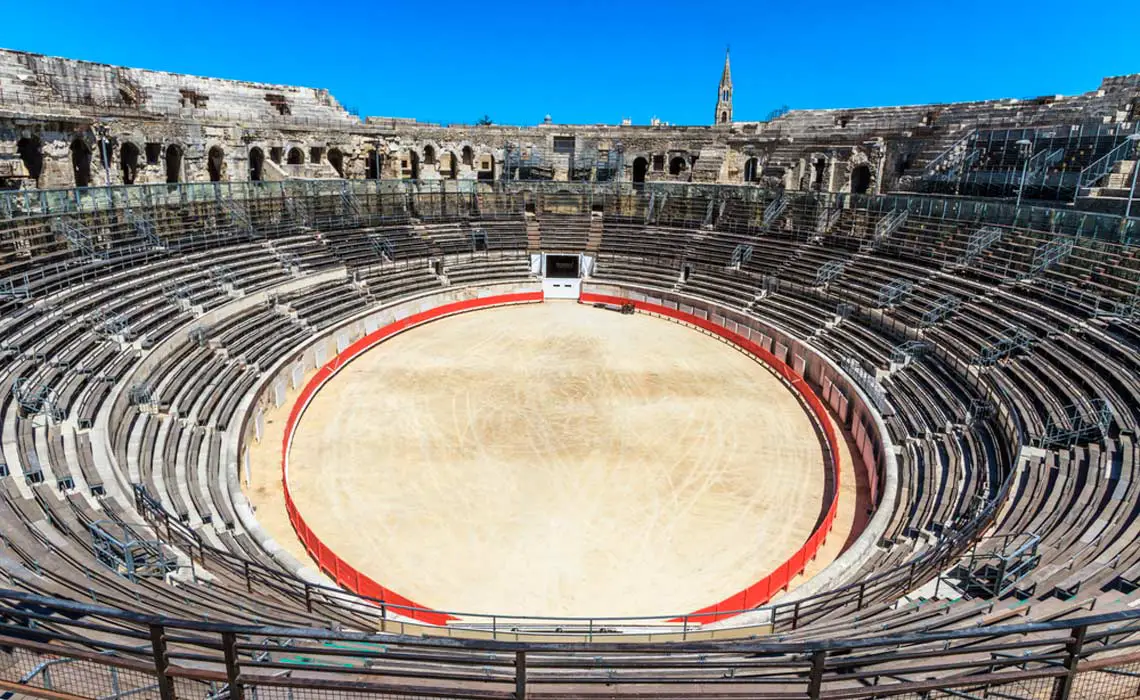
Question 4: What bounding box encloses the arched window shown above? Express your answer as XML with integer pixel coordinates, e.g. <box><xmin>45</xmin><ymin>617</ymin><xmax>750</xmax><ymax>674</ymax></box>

<box><xmin>365</xmin><ymin>150</ymin><xmax>382</xmax><ymax>180</ymax></box>
<box><xmin>632</xmin><ymin>157</ymin><xmax>649</xmax><ymax>184</ymax></box>
<box><xmin>720</xmin><ymin>111</ymin><xmax>728</xmax><ymax>124</ymax></box>
<box><xmin>16</xmin><ymin>137</ymin><xmax>44</xmax><ymax>186</ymax></box>
<box><xmin>120</xmin><ymin>142</ymin><xmax>140</xmax><ymax>184</ymax></box>
<box><xmin>668</xmin><ymin>156</ymin><xmax>687</xmax><ymax>175</ymax></box>
<box><xmin>207</xmin><ymin>146</ymin><xmax>225</xmax><ymax>182</ymax></box>
<box><xmin>743</xmin><ymin>157</ymin><xmax>759</xmax><ymax>183</ymax></box>
<box><xmin>287</xmin><ymin>147</ymin><xmax>304</xmax><ymax>165</ymax></box>
<box><xmin>165</xmin><ymin>144</ymin><xmax>183</xmax><ymax>183</ymax></box>
<box><xmin>461</xmin><ymin>146</ymin><xmax>474</xmax><ymax>167</ymax></box>
<box><xmin>423</xmin><ymin>145</ymin><xmax>436</xmax><ymax>165</ymax></box>
<box><xmin>70</xmin><ymin>139</ymin><xmax>92</xmax><ymax>187</ymax></box>
<box><xmin>249</xmin><ymin>147</ymin><xmax>264</xmax><ymax>181</ymax></box>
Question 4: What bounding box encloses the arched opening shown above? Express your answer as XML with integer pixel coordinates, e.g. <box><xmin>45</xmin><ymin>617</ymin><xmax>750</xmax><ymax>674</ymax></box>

<box><xmin>409</xmin><ymin>151</ymin><xmax>420</xmax><ymax>180</ymax></box>
<box><xmin>632</xmin><ymin>157</ymin><xmax>648</xmax><ymax>184</ymax></box>
<box><xmin>165</xmin><ymin>144</ymin><xmax>183</xmax><ymax>183</ymax></box>
<box><xmin>120</xmin><ymin>142</ymin><xmax>140</xmax><ymax>184</ymax></box>
<box><xmin>461</xmin><ymin>146</ymin><xmax>474</xmax><ymax>167</ymax></box>
<box><xmin>812</xmin><ymin>158</ymin><xmax>827</xmax><ymax>190</ymax></box>
<box><xmin>70</xmin><ymin>139</ymin><xmax>92</xmax><ymax>187</ymax></box>
<box><xmin>446</xmin><ymin>152</ymin><xmax>457</xmax><ymax>179</ymax></box>
<box><xmin>743</xmin><ymin>157</ymin><xmax>759</xmax><ymax>183</ymax></box>
<box><xmin>328</xmin><ymin>148</ymin><xmax>345</xmax><ymax>177</ymax></box>
<box><xmin>249</xmin><ymin>147</ymin><xmax>264</xmax><ymax>181</ymax></box>
<box><xmin>668</xmin><ymin>156</ymin><xmax>687</xmax><ymax>176</ymax></box>
<box><xmin>423</xmin><ymin>145</ymin><xmax>436</xmax><ymax>165</ymax></box>
<box><xmin>365</xmin><ymin>150</ymin><xmax>382</xmax><ymax>180</ymax></box>
<box><xmin>207</xmin><ymin>146</ymin><xmax>225</xmax><ymax>182</ymax></box>
<box><xmin>287</xmin><ymin>147</ymin><xmax>304</xmax><ymax>165</ymax></box>
<box><xmin>720</xmin><ymin>111</ymin><xmax>728</xmax><ymax>124</ymax></box>
<box><xmin>850</xmin><ymin>164</ymin><xmax>872</xmax><ymax>194</ymax></box>
<box><xmin>16</xmin><ymin>137</ymin><xmax>44</xmax><ymax>185</ymax></box>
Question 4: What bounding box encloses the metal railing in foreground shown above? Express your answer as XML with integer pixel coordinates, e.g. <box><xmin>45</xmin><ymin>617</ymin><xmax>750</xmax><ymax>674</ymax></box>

<box><xmin>4</xmin><ymin>589</ymin><xmax>1140</xmax><ymax>699</ymax></box>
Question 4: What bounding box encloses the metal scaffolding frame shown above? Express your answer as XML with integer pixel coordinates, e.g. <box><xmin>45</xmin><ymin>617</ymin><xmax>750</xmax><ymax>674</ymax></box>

<box><xmin>814</xmin><ymin>260</ymin><xmax>847</xmax><ymax>286</ymax></box>
<box><xmin>841</xmin><ymin>356</ymin><xmax>892</xmax><ymax>416</ymax></box>
<box><xmin>53</xmin><ymin>215</ymin><xmax>103</xmax><ymax>259</ymax></box>
<box><xmin>221</xmin><ymin>198</ymin><xmax>254</xmax><ymax>237</ymax></box>
<box><xmin>836</xmin><ymin>302</ymin><xmax>858</xmax><ymax>319</ymax></box>
<box><xmin>951</xmin><ymin>532</ymin><xmax>1042</xmax><ymax>598</ymax></box>
<box><xmin>88</xmin><ymin>520</ymin><xmax>176</xmax><ymax>582</ymax></box>
<box><xmin>861</xmin><ymin>209</ymin><xmax>908</xmax><ymax>252</ymax></box>
<box><xmin>958</xmin><ymin>226</ymin><xmax>1004</xmax><ymax>266</ymax></box>
<box><xmin>0</xmin><ymin>278</ymin><xmax>31</xmax><ymax>300</ymax></box>
<box><xmin>91</xmin><ymin>307</ymin><xmax>132</xmax><ymax>339</ymax></box>
<box><xmin>921</xmin><ymin>294</ymin><xmax>961</xmax><ymax>326</ymax></box>
<box><xmin>763</xmin><ymin>194</ymin><xmax>788</xmax><ymax>227</ymax></box>
<box><xmin>817</xmin><ymin>204</ymin><xmax>841</xmax><ymax>233</ymax></box>
<box><xmin>471</xmin><ymin>228</ymin><xmax>489</xmax><ymax>252</ymax></box>
<box><xmin>127</xmin><ymin>382</ymin><xmax>158</xmax><ymax>408</ymax></box>
<box><xmin>12</xmin><ymin>377</ymin><xmax>64</xmax><ymax>421</ymax></box>
<box><xmin>208</xmin><ymin>264</ymin><xmax>237</xmax><ymax>286</ymax></box>
<box><xmin>877</xmin><ymin>278</ymin><xmax>914</xmax><ymax>308</ymax></box>
<box><xmin>1042</xmin><ymin>398</ymin><xmax>1114</xmax><ymax>448</ymax></box>
<box><xmin>729</xmin><ymin>244</ymin><xmax>753</xmax><ymax>268</ymax></box>
<box><xmin>368</xmin><ymin>234</ymin><xmax>394</xmax><ymax>262</ymax></box>
<box><xmin>284</xmin><ymin>195</ymin><xmax>308</xmax><ymax>227</ymax></box>
<box><xmin>1029</xmin><ymin>237</ymin><xmax>1075</xmax><ymax>275</ymax></box>
<box><xmin>968</xmin><ymin>398</ymin><xmax>995</xmax><ymax>423</ymax></box>
<box><xmin>890</xmin><ymin>339</ymin><xmax>930</xmax><ymax>365</ymax></box>
<box><xmin>973</xmin><ymin>327</ymin><xmax>1034</xmax><ymax>365</ymax></box>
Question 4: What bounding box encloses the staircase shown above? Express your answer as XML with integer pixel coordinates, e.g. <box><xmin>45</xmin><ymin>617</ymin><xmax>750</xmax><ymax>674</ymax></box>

<box><xmin>586</xmin><ymin>212</ymin><xmax>603</xmax><ymax>251</ymax></box>
<box><xmin>690</xmin><ymin>147</ymin><xmax>727</xmax><ymax>183</ymax></box>
<box><xmin>1076</xmin><ymin>159</ymin><xmax>1137</xmax><ymax>214</ymax></box>
<box><xmin>525</xmin><ymin>214</ymin><xmax>541</xmax><ymax>251</ymax></box>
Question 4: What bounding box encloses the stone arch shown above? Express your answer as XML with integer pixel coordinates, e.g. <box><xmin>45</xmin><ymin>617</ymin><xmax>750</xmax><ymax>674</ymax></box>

<box><xmin>408</xmin><ymin>150</ymin><xmax>420</xmax><ymax>179</ymax></box>
<box><xmin>165</xmin><ymin>144</ymin><xmax>183</xmax><ymax>183</ymax></box>
<box><xmin>120</xmin><ymin>142</ymin><xmax>141</xmax><ymax>184</ymax></box>
<box><xmin>207</xmin><ymin>146</ymin><xmax>225</xmax><ymax>182</ymax></box>
<box><xmin>668</xmin><ymin>156</ymin><xmax>687</xmax><ymax>175</ymax></box>
<box><xmin>16</xmin><ymin>136</ymin><xmax>44</xmax><ymax>185</ymax></box>
<box><xmin>720</xmin><ymin>110</ymin><xmax>729</xmax><ymax>124</ymax></box>
<box><xmin>328</xmin><ymin>148</ymin><xmax>345</xmax><ymax>177</ymax></box>
<box><xmin>743</xmin><ymin>157</ymin><xmax>759</xmax><ymax>183</ymax></box>
<box><xmin>850</xmin><ymin>164</ymin><xmax>872</xmax><ymax>194</ymax></box>
<box><xmin>423</xmin><ymin>144</ymin><xmax>436</xmax><ymax>165</ymax></box>
<box><xmin>461</xmin><ymin>145</ymin><xmax>474</xmax><ymax>167</ymax></box>
<box><xmin>249</xmin><ymin>147</ymin><xmax>265</xmax><ymax>181</ymax></box>
<box><xmin>287</xmin><ymin>147</ymin><xmax>304</xmax><ymax>165</ymax></box>
<box><xmin>445</xmin><ymin>151</ymin><xmax>458</xmax><ymax>179</ymax></box>
<box><xmin>632</xmin><ymin>157</ymin><xmax>649</xmax><ymax>184</ymax></box>
<box><xmin>70</xmin><ymin>139</ymin><xmax>92</xmax><ymax>187</ymax></box>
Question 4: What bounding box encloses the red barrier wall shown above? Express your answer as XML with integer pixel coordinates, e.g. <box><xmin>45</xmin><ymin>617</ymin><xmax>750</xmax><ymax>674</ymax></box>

<box><xmin>580</xmin><ymin>293</ymin><xmax>842</xmax><ymax>624</ymax></box>
<box><xmin>281</xmin><ymin>292</ymin><xmax>543</xmax><ymax>624</ymax></box>
<box><xmin>282</xmin><ymin>290</ymin><xmax>840</xmax><ymax>627</ymax></box>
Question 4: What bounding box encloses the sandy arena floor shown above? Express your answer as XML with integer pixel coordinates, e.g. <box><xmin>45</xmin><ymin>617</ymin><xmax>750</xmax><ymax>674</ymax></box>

<box><xmin>273</xmin><ymin>301</ymin><xmax>833</xmax><ymax>618</ymax></box>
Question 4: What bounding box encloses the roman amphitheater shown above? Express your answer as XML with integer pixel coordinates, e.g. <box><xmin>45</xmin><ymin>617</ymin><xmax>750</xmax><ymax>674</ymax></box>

<box><xmin>0</xmin><ymin>46</ymin><xmax>1138</xmax><ymax>699</ymax></box>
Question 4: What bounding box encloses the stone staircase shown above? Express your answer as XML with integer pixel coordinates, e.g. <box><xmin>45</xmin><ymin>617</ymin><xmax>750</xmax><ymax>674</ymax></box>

<box><xmin>586</xmin><ymin>212</ymin><xmax>603</xmax><ymax>251</ymax></box>
<box><xmin>690</xmin><ymin>147</ymin><xmax>727</xmax><ymax>183</ymax></box>
<box><xmin>1076</xmin><ymin>159</ymin><xmax>1137</xmax><ymax>214</ymax></box>
<box><xmin>525</xmin><ymin>214</ymin><xmax>541</xmax><ymax>251</ymax></box>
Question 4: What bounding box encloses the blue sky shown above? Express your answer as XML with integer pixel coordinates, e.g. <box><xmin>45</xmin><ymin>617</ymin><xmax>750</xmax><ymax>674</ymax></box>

<box><xmin>1</xmin><ymin>0</ymin><xmax>1136</xmax><ymax>126</ymax></box>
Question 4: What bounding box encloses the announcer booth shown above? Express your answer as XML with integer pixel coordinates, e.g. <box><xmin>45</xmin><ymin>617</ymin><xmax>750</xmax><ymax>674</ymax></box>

<box><xmin>539</xmin><ymin>253</ymin><xmax>590</xmax><ymax>299</ymax></box>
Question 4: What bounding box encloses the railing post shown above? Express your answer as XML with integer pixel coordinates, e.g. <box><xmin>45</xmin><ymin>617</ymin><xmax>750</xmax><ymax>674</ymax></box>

<box><xmin>807</xmin><ymin>650</ymin><xmax>826</xmax><ymax>700</ymax></box>
<box><xmin>1052</xmin><ymin>624</ymin><xmax>1088</xmax><ymax>700</ymax></box>
<box><xmin>304</xmin><ymin>583</ymin><xmax>312</xmax><ymax>612</ymax></box>
<box><xmin>792</xmin><ymin>600</ymin><xmax>802</xmax><ymax>630</ymax></box>
<box><xmin>515</xmin><ymin>650</ymin><xmax>527</xmax><ymax>699</ymax></box>
<box><xmin>149</xmin><ymin>624</ymin><xmax>176</xmax><ymax>700</ymax></box>
<box><xmin>222</xmin><ymin>631</ymin><xmax>244</xmax><ymax>700</ymax></box>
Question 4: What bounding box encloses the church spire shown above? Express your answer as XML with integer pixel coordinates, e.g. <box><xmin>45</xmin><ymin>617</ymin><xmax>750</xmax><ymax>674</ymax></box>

<box><xmin>715</xmin><ymin>48</ymin><xmax>733</xmax><ymax>125</ymax></box>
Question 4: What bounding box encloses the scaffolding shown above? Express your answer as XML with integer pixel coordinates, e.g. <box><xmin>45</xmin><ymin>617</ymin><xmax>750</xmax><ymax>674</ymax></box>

<box><xmin>957</xmin><ymin>226</ymin><xmax>1004</xmax><ymax>266</ymax></box>
<box><xmin>12</xmin><ymin>377</ymin><xmax>64</xmax><ymax>421</ymax></box>
<box><xmin>841</xmin><ymin>356</ymin><xmax>892</xmax><ymax>415</ymax></box>
<box><xmin>974</xmin><ymin>327</ymin><xmax>1034</xmax><ymax>365</ymax></box>
<box><xmin>950</xmin><ymin>532</ymin><xmax>1042</xmax><ymax>598</ymax></box>
<box><xmin>1042</xmin><ymin>399</ymin><xmax>1114</xmax><ymax>448</ymax></box>
<box><xmin>471</xmin><ymin>228</ymin><xmax>489</xmax><ymax>252</ymax></box>
<box><xmin>730</xmin><ymin>244</ymin><xmax>753</xmax><ymax>268</ymax></box>
<box><xmin>835</xmin><ymin>302</ymin><xmax>858</xmax><ymax>319</ymax></box>
<box><xmin>340</xmin><ymin>181</ymin><xmax>361</xmax><ymax>223</ymax></box>
<box><xmin>188</xmin><ymin>326</ymin><xmax>209</xmax><ymax>347</ymax></box>
<box><xmin>53</xmin><ymin>216</ymin><xmax>103</xmax><ymax>260</ymax></box>
<box><xmin>208</xmin><ymin>265</ymin><xmax>237</xmax><ymax>286</ymax></box>
<box><xmin>284</xmin><ymin>195</ymin><xmax>308</xmax><ymax>227</ymax></box>
<box><xmin>967</xmin><ymin>398</ymin><xmax>996</xmax><ymax>423</ymax></box>
<box><xmin>890</xmin><ymin>339</ymin><xmax>930</xmax><ymax>365</ymax></box>
<box><xmin>125</xmin><ymin>208</ymin><xmax>160</xmax><ymax>248</ymax></box>
<box><xmin>221</xmin><ymin>198</ymin><xmax>254</xmax><ymax>237</ymax></box>
<box><xmin>1029</xmin><ymin>237</ymin><xmax>1075</xmax><ymax>276</ymax></box>
<box><xmin>817</xmin><ymin>204</ymin><xmax>841</xmax><ymax>233</ymax></box>
<box><xmin>877</xmin><ymin>278</ymin><xmax>914</xmax><ymax>308</ymax></box>
<box><xmin>91</xmin><ymin>308</ymin><xmax>132</xmax><ymax>340</ymax></box>
<box><xmin>127</xmin><ymin>383</ymin><xmax>158</xmax><ymax>409</ymax></box>
<box><xmin>861</xmin><ymin>209</ymin><xmax>908</xmax><ymax>252</ymax></box>
<box><xmin>763</xmin><ymin>194</ymin><xmax>788</xmax><ymax>227</ymax></box>
<box><xmin>88</xmin><ymin>520</ymin><xmax>176</xmax><ymax>582</ymax></box>
<box><xmin>921</xmin><ymin>294</ymin><xmax>961</xmax><ymax>326</ymax></box>
<box><xmin>368</xmin><ymin>234</ymin><xmax>394</xmax><ymax>262</ymax></box>
<box><xmin>0</xmin><ymin>278</ymin><xmax>31</xmax><ymax>301</ymax></box>
<box><xmin>814</xmin><ymin>260</ymin><xmax>847</xmax><ymax>286</ymax></box>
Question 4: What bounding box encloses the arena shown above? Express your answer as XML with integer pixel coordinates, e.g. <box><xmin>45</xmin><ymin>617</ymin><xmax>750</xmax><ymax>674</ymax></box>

<box><xmin>0</xmin><ymin>27</ymin><xmax>1138</xmax><ymax>700</ymax></box>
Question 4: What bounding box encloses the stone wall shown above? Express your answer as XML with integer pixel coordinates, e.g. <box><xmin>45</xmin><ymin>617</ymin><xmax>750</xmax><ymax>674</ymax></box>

<box><xmin>1</xmin><ymin>48</ymin><xmax>1137</xmax><ymax>195</ymax></box>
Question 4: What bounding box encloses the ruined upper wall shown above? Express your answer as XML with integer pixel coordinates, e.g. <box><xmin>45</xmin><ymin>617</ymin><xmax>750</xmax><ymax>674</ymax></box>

<box><xmin>0</xmin><ymin>48</ymin><xmax>357</xmax><ymax>126</ymax></box>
